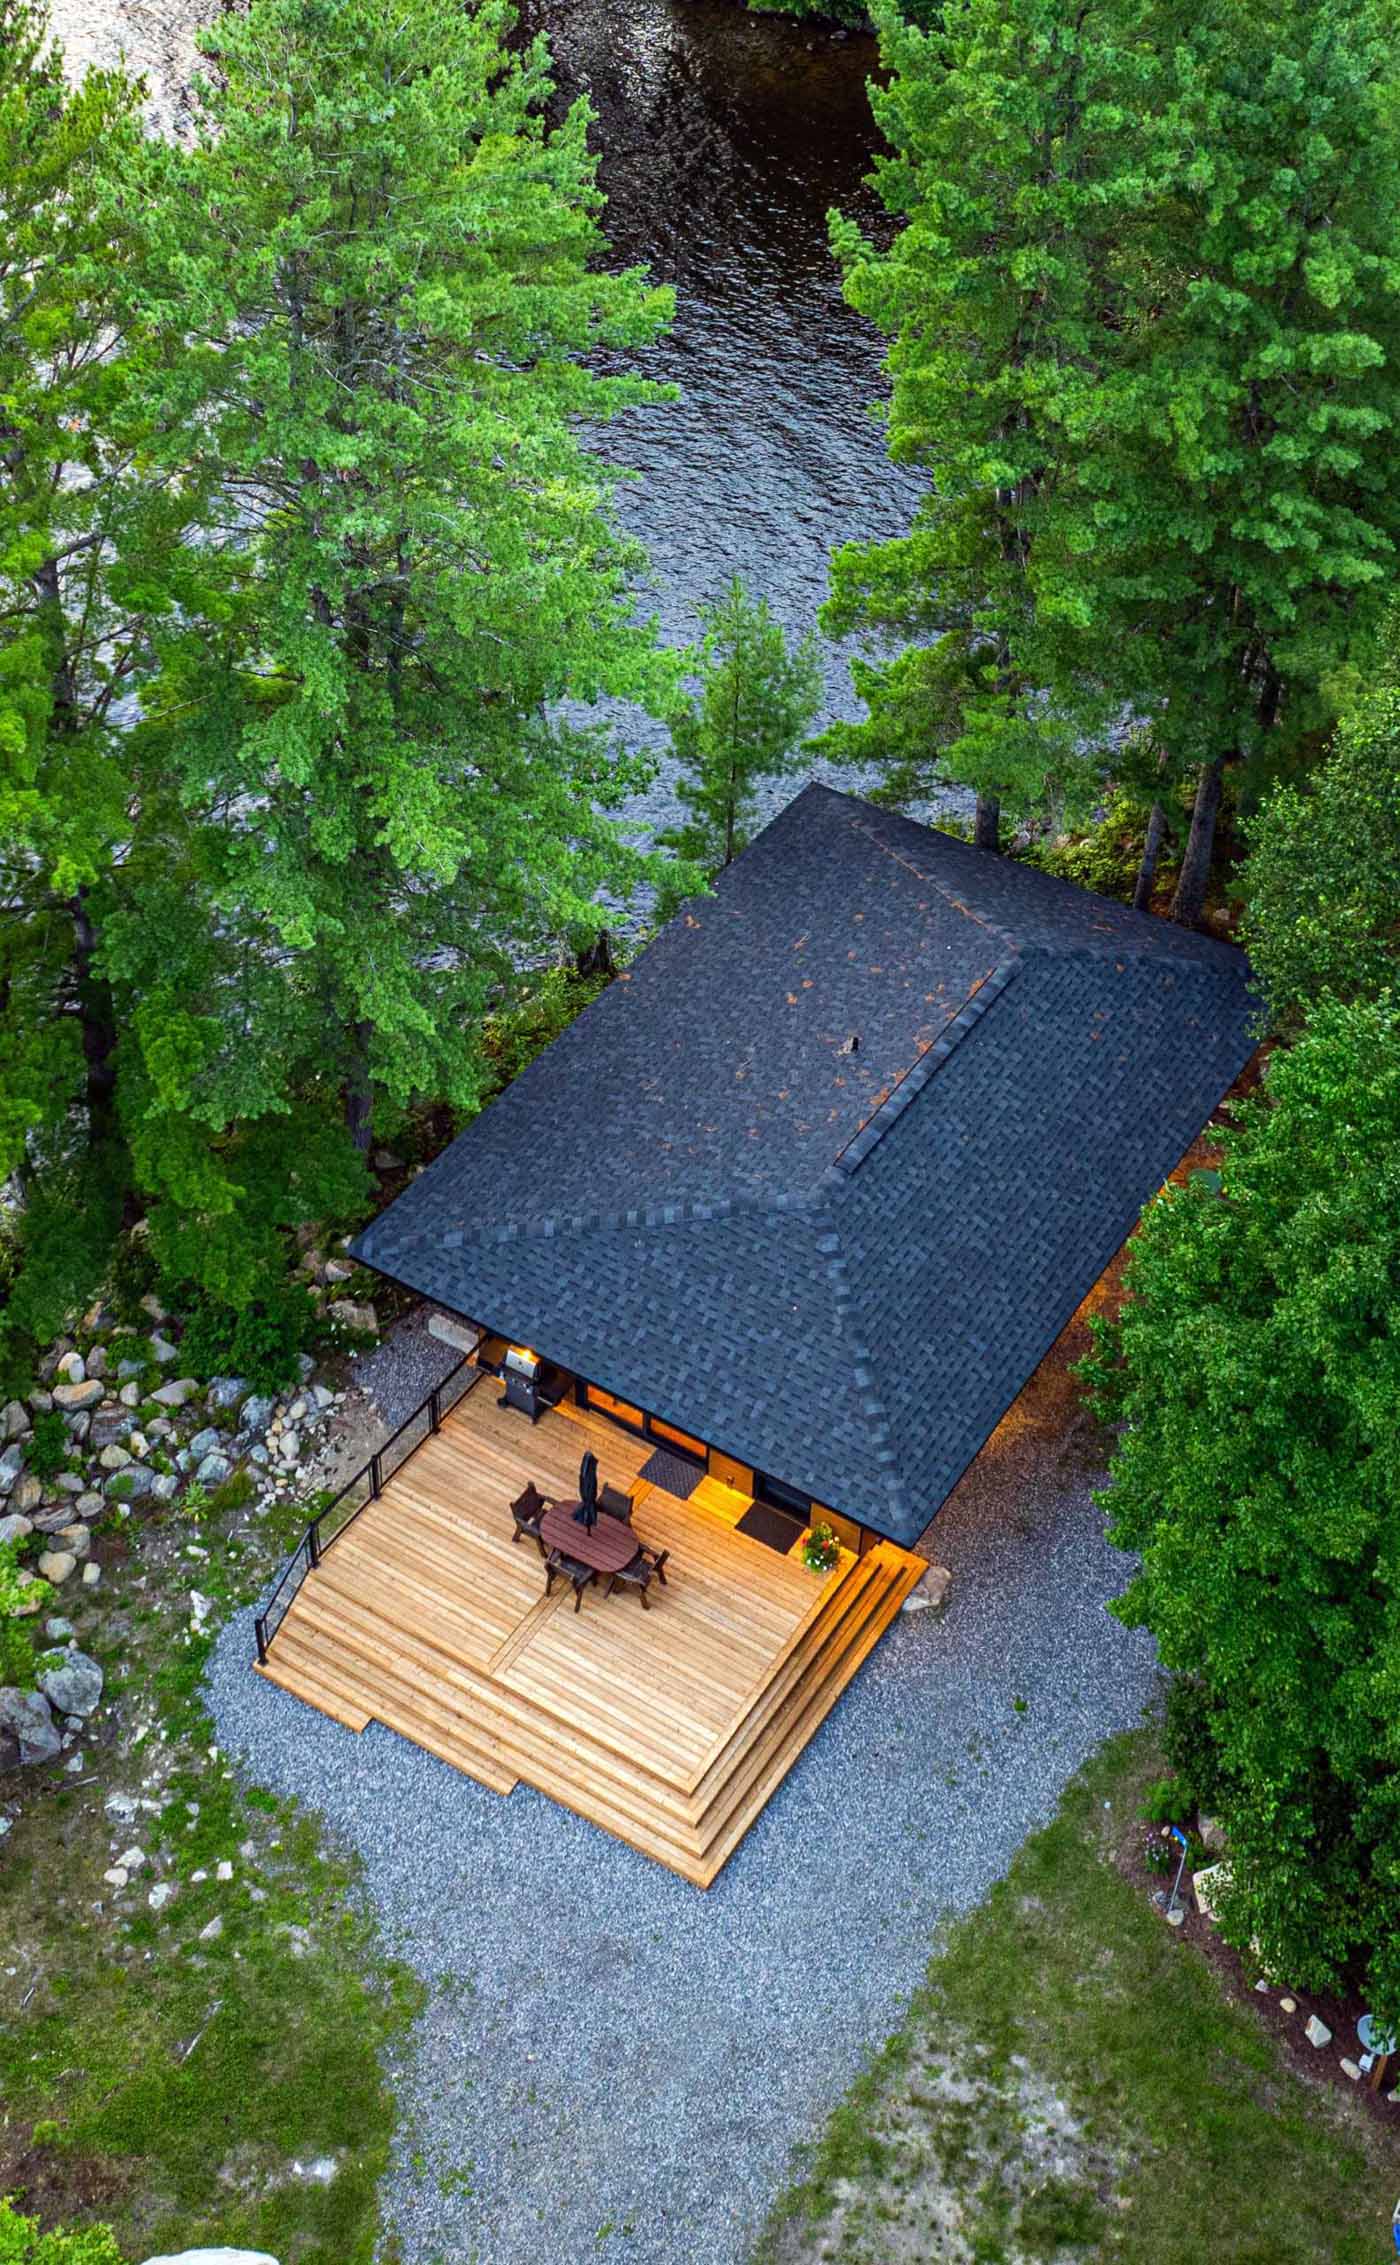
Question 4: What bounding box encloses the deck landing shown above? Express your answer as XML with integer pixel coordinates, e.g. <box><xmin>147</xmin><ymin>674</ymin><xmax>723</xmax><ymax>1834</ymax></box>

<box><xmin>258</xmin><ymin>1377</ymin><xmax>923</xmax><ymax>1885</ymax></box>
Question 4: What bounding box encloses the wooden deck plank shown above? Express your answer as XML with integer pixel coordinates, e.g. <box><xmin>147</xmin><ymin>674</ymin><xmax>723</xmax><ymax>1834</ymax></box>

<box><xmin>263</xmin><ymin>1371</ymin><xmax>924</xmax><ymax>1883</ymax></box>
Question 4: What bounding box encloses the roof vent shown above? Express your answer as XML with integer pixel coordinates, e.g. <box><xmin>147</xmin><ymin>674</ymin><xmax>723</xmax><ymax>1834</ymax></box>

<box><xmin>837</xmin><ymin>1033</ymin><xmax>861</xmax><ymax>1056</ymax></box>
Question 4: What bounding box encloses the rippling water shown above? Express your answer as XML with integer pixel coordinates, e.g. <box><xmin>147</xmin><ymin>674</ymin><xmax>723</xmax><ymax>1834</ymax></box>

<box><xmin>520</xmin><ymin>0</ymin><xmax>932</xmax><ymax>832</ymax></box>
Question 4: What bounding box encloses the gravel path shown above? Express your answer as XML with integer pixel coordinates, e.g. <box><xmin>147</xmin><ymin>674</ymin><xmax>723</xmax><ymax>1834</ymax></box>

<box><xmin>205</xmin><ymin>1302</ymin><xmax>1158</xmax><ymax>2265</ymax></box>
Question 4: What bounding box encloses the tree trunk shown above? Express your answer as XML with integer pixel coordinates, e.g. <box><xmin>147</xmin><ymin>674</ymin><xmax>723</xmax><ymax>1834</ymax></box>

<box><xmin>574</xmin><ymin>930</ymin><xmax>616</xmax><ymax>983</ymax></box>
<box><xmin>1169</xmin><ymin>757</ymin><xmax>1226</xmax><ymax>927</ymax></box>
<box><xmin>344</xmin><ymin>1019</ymin><xmax>375</xmax><ymax>1155</ymax></box>
<box><xmin>973</xmin><ymin>793</ymin><xmax>1001</xmax><ymax>853</ymax></box>
<box><xmin>1132</xmin><ymin>801</ymin><xmax>1168</xmax><ymax>914</ymax></box>
<box><xmin>68</xmin><ymin>887</ymin><xmax>119</xmax><ymax>1146</ymax></box>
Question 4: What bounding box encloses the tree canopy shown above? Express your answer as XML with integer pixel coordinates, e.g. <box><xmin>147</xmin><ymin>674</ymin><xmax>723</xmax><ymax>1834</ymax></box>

<box><xmin>1083</xmin><ymin>994</ymin><xmax>1400</xmax><ymax>2023</ymax></box>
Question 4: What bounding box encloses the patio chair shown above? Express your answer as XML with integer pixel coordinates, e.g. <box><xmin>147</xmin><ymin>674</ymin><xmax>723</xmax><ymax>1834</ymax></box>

<box><xmin>607</xmin><ymin>1547</ymin><xmax>669</xmax><ymax>1609</ymax></box>
<box><xmin>597</xmin><ymin>1481</ymin><xmax>634</xmax><ymax>1525</ymax></box>
<box><xmin>545</xmin><ymin>1547</ymin><xmax>593</xmax><ymax>1613</ymax></box>
<box><xmin>510</xmin><ymin>1481</ymin><xmax>550</xmax><ymax>1557</ymax></box>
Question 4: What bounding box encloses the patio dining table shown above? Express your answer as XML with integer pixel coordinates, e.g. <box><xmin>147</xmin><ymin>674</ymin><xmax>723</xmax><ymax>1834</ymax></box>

<box><xmin>539</xmin><ymin>1500</ymin><xmax>641</xmax><ymax>1579</ymax></box>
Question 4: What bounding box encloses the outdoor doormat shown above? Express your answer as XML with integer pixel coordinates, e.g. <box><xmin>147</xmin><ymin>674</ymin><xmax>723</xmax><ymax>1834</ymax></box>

<box><xmin>639</xmin><ymin>1447</ymin><xmax>704</xmax><ymax>1499</ymax></box>
<box><xmin>735</xmin><ymin>1502</ymin><xmax>805</xmax><ymax>1555</ymax></box>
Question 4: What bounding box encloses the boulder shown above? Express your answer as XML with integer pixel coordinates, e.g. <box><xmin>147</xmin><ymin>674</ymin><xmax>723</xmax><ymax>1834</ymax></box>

<box><xmin>208</xmin><ymin>1376</ymin><xmax>250</xmax><ymax>1412</ymax></box>
<box><xmin>65</xmin><ymin>1411</ymin><xmax>93</xmax><ymax>1446</ymax></box>
<box><xmin>99</xmin><ymin>1444</ymin><xmax>132</xmax><ymax>1471</ymax></box>
<box><xmin>55</xmin><ymin>1351</ymin><xmax>86</xmax><ymax>1385</ymax></box>
<box><xmin>139</xmin><ymin>1292</ymin><xmax>168</xmax><ymax>1324</ymax></box>
<box><xmin>54</xmin><ymin>1522</ymin><xmax>91</xmax><ymax>1558</ymax></box>
<box><xmin>13</xmin><ymin>1475</ymin><xmax>43</xmax><ymax>1516</ymax></box>
<box><xmin>149</xmin><ymin>1335</ymin><xmax>178</xmax><ymax>1365</ymax></box>
<box><xmin>194</xmin><ymin>1451</ymin><xmax>232</xmax><ymax>1487</ymax></box>
<box><xmin>53</xmin><ymin>1471</ymin><xmax>87</xmax><ymax>1494</ymax></box>
<box><xmin>0</xmin><ymin>1513</ymin><xmax>33</xmax><ymax>1548</ymax></box>
<box><xmin>0</xmin><ymin>1444</ymin><xmax>23</xmax><ymax>1496</ymax></box>
<box><xmin>0</xmin><ymin>1686</ymin><xmax>61</xmax><ymax>1764</ymax></box>
<box><xmin>238</xmin><ymin>1395</ymin><xmax>276</xmax><ymax>1438</ymax></box>
<box><xmin>106</xmin><ymin>1465</ymin><xmax>154</xmax><ymax>1502</ymax></box>
<box><xmin>278</xmin><ymin>1431</ymin><xmax>301</xmax><ymax>1464</ymax></box>
<box><xmin>119</xmin><ymin>1381</ymin><xmax>143</xmax><ymax>1409</ymax></box>
<box><xmin>323</xmin><ymin>1257</ymin><xmax>355</xmax><ymax>1284</ymax></box>
<box><xmin>1304</xmin><ymin>2014</ymin><xmax>1333</xmax><ymax>2049</ymax></box>
<box><xmin>1197</xmin><ymin>1813</ymin><xmax>1228</xmax><ymax>1856</ymax></box>
<box><xmin>328</xmin><ymin>1299</ymin><xmax>377</xmax><ymax>1336</ymax></box>
<box><xmin>188</xmin><ymin>1427</ymin><xmax>222</xmax><ymax>1461</ymax></box>
<box><xmin>2</xmin><ymin>1400</ymin><xmax>30</xmax><ymax>1442</ymax></box>
<box><xmin>28</xmin><ymin>1388</ymin><xmax>53</xmax><ymax>1413</ymax></box>
<box><xmin>52</xmin><ymin>1379</ymin><xmax>104</xmax><ymax>1412</ymax></box>
<box><xmin>150</xmin><ymin>1473</ymin><xmax>180</xmax><ymax>1504</ymax></box>
<box><xmin>38</xmin><ymin>1550</ymin><xmax>77</xmax><ymax>1585</ymax></box>
<box><xmin>85</xmin><ymin>1346</ymin><xmax>108</xmax><ymax>1380</ymax></box>
<box><xmin>75</xmin><ymin>1491</ymin><xmax>103</xmax><ymax>1517</ymax></box>
<box><xmin>81</xmin><ymin>1561</ymin><xmax>101</xmax><ymax>1587</ymax></box>
<box><xmin>138</xmin><ymin>2250</ymin><xmax>280</xmax><ymax>2265</ymax></box>
<box><xmin>37</xmin><ymin>1649</ymin><xmax>103</xmax><ymax>1718</ymax></box>
<box><xmin>901</xmin><ymin>1562</ymin><xmax>953</xmax><ymax>1615</ymax></box>
<box><xmin>152</xmin><ymin>1377</ymin><xmax>200</xmax><ymax>1409</ymax></box>
<box><xmin>46</xmin><ymin>1617</ymin><xmax>75</xmax><ymax>1641</ymax></box>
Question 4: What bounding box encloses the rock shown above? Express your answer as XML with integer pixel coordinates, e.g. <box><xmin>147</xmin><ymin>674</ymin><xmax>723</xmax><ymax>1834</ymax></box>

<box><xmin>194</xmin><ymin>1452</ymin><xmax>232</xmax><ymax>1487</ymax></box>
<box><xmin>312</xmin><ymin>1383</ymin><xmax>335</xmax><ymax>1410</ymax></box>
<box><xmin>1165</xmin><ymin>1905</ymin><xmax>1186</xmax><ymax>1927</ymax></box>
<box><xmin>117</xmin><ymin>1845</ymin><xmax>145</xmax><ymax>1868</ymax></box>
<box><xmin>238</xmin><ymin>1394</ymin><xmax>276</xmax><ymax>1438</ymax></box>
<box><xmin>0</xmin><ymin>1686</ymin><xmax>61</xmax><ymax>1764</ymax></box>
<box><xmin>106</xmin><ymin>1465</ymin><xmax>154</xmax><ymax>1501</ymax></box>
<box><xmin>45</xmin><ymin>1616</ymin><xmax>75</xmax><ymax>1641</ymax></box>
<box><xmin>55</xmin><ymin>1351</ymin><xmax>86</xmax><ymax>1385</ymax></box>
<box><xmin>149</xmin><ymin>1336</ymin><xmax>178</xmax><ymax>1365</ymax></box>
<box><xmin>76</xmin><ymin>1491</ymin><xmax>103</xmax><ymax>1517</ymax></box>
<box><xmin>1192</xmin><ymin>1862</ymin><xmax>1231</xmax><ymax>1922</ymax></box>
<box><xmin>1340</xmin><ymin>2056</ymin><xmax>1362</xmax><ymax>2081</ymax></box>
<box><xmin>901</xmin><ymin>1562</ymin><xmax>953</xmax><ymax>1615</ymax></box>
<box><xmin>1197</xmin><ymin>1813</ymin><xmax>1228</xmax><ymax>1856</ymax></box>
<box><xmin>1304</xmin><ymin>2014</ymin><xmax>1333</xmax><ymax>2048</ymax></box>
<box><xmin>216</xmin><ymin>1860</ymin><xmax>233</xmax><ymax>1882</ymax></box>
<box><xmin>0</xmin><ymin>1513</ymin><xmax>34</xmax><ymax>1548</ymax></box>
<box><xmin>188</xmin><ymin>1428</ymin><xmax>222</xmax><ymax>1461</ymax></box>
<box><xmin>81</xmin><ymin>1562</ymin><xmax>101</xmax><ymax>1588</ymax></box>
<box><xmin>139</xmin><ymin>1292</ymin><xmax>168</xmax><ymax>1324</ymax></box>
<box><xmin>278</xmin><ymin>1431</ymin><xmax>301</xmax><ymax>1464</ymax></box>
<box><xmin>53</xmin><ymin>1471</ymin><xmax>87</xmax><ymax>1494</ymax></box>
<box><xmin>288</xmin><ymin>1398</ymin><xmax>306</xmax><ymax>1423</ymax></box>
<box><xmin>54</xmin><ymin>1523</ymin><xmax>91</xmax><ymax>1557</ymax></box>
<box><xmin>328</xmin><ymin>1299</ymin><xmax>377</xmax><ymax>1336</ymax></box>
<box><xmin>52</xmin><ymin>1379</ymin><xmax>104</xmax><ymax>1412</ymax></box>
<box><xmin>127</xmin><ymin>1431</ymin><xmax>150</xmax><ymax>1460</ymax></box>
<box><xmin>99</xmin><ymin>1444</ymin><xmax>132</xmax><ymax>1471</ymax></box>
<box><xmin>323</xmin><ymin>1257</ymin><xmax>355</xmax><ymax>1284</ymax></box>
<box><xmin>65</xmin><ymin>1411</ymin><xmax>93</xmax><ymax>1447</ymax></box>
<box><xmin>151</xmin><ymin>1378</ymin><xmax>199</xmax><ymax>1409</ymax></box>
<box><xmin>372</xmin><ymin>1148</ymin><xmax>403</xmax><ymax>1169</ymax></box>
<box><xmin>37</xmin><ymin>1649</ymin><xmax>102</xmax><ymax>1717</ymax></box>
<box><xmin>12</xmin><ymin>1576</ymin><xmax>45</xmax><ymax>1616</ymax></box>
<box><xmin>189</xmin><ymin>1592</ymin><xmax>214</xmax><ymax>1630</ymax></box>
<box><xmin>116</xmin><ymin>1359</ymin><xmax>146</xmax><ymax>1380</ymax></box>
<box><xmin>105</xmin><ymin>1790</ymin><xmax>137</xmax><ymax>1822</ymax></box>
<box><xmin>1279</xmin><ymin>1996</ymin><xmax>1297</xmax><ymax>2014</ymax></box>
<box><xmin>12</xmin><ymin>1475</ymin><xmax>43</xmax><ymax>1516</ymax></box>
<box><xmin>198</xmin><ymin>1915</ymin><xmax>223</xmax><ymax>1942</ymax></box>
<box><xmin>1</xmin><ymin>1400</ymin><xmax>28</xmax><ymax>1442</ymax></box>
<box><xmin>119</xmin><ymin>1383</ymin><xmax>142</xmax><ymax>1408</ymax></box>
<box><xmin>208</xmin><ymin>1377</ymin><xmax>250</xmax><ymax>1411</ymax></box>
<box><xmin>148</xmin><ymin>1881</ymin><xmax>175</xmax><ymax>1911</ymax></box>
<box><xmin>104</xmin><ymin>1866</ymin><xmax>129</xmax><ymax>1888</ymax></box>
<box><xmin>137</xmin><ymin>2250</ymin><xmax>281</xmax><ymax>2265</ymax></box>
<box><xmin>38</xmin><ymin>1551</ymin><xmax>77</xmax><ymax>1585</ymax></box>
<box><xmin>150</xmin><ymin>1473</ymin><xmax>179</xmax><ymax>1504</ymax></box>
<box><xmin>28</xmin><ymin>1388</ymin><xmax>53</xmax><ymax>1413</ymax></box>
<box><xmin>85</xmin><ymin>1346</ymin><xmax>108</xmax><ymax>1380</ymax></box>
<box><xmin>0</xmin><ymin>1449</ymin><xmax>23</xmax><ymax>1499</ymax></box>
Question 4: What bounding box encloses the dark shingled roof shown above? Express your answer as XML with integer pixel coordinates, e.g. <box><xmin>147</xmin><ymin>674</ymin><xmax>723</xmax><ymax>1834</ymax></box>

<box><xmin>351</xmin><ymin>785</ymin><xmax>1257</xmax><ymax>1547</ymax></box>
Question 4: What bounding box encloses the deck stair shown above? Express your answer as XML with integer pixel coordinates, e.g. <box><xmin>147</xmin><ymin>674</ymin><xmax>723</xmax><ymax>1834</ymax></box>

<box><xmin>256</xmin><ymin>1384</ymin><xmax>923</xmax><ymax>1887</ymax></box>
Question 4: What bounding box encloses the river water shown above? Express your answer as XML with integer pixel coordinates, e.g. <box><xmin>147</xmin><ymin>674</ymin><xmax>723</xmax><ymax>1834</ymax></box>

<box><xmin>519</xmin><ymin>0</ymin><xmax>931</xmax><ymax>832</ymax></box>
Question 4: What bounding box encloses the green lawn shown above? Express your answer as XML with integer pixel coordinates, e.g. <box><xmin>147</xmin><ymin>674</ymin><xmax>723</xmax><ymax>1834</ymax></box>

<box><xmin>758</xmin><ymin>1735</ymin><xmax>1396</xmax><ymax>2265</ymax></box>
<box><xmin>0</xmin><ymin>1510</ymin><xmax>421</xmax><ymax>2263</ymax></box>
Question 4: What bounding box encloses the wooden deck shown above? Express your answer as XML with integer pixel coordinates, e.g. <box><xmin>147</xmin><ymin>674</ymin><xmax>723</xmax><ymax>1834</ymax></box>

<box><xmin>258</xmin><ymin>1374</ymin><xmax>923</xmax><ymax>1885</ymax></box>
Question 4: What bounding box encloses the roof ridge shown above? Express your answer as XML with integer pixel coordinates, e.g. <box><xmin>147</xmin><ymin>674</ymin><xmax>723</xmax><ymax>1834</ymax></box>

<box><xmin>845</xmin><ymin>808</ymin><xmax>1023</xmax><ymax>959</ymax></box>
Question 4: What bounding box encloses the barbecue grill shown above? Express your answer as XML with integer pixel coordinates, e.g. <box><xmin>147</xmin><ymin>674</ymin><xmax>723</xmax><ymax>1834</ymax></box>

<box><xmin>500</xmin><ymin>1344</ymin><xmax>544</xmax><ymax>1424</ymax></box>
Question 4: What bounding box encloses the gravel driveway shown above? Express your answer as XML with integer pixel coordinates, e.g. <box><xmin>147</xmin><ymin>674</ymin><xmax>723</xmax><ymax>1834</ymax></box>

<box><xmin>205</xmin><ymin>1301</ymin><xmax>1158</xmax><ymax>2265</ymax></box>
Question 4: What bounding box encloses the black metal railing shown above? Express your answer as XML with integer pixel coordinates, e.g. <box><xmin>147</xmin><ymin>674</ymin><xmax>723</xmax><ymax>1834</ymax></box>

<box><xmin>254</xmin><ymin>1354</ymin><xmax>482</xmax><ymax>1664</ymax></box>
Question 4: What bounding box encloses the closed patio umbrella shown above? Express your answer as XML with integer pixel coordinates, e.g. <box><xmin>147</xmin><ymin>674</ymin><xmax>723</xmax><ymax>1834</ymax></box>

<box><xmin>574</xmin><ymin>1450</ymin><xmax>599</xmax><ymax>1529</ymax></box>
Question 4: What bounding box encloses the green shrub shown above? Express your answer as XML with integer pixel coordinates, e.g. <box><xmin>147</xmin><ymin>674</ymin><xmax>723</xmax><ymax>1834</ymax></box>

<box><xmin>1162</xmin><ymin>1676</ymin><xmax>1229</xmax><ymax>1813</ymax></box>
<box><xmin>1026</xmin><ymin>787</ymin><xmax>1158</xmax><ymax>904</ymax></box>
<box><xmin>0</xmin><ymin>2194</ymin><xmax>124</xmax><ymax>2263</ymax></box>
<box><xmin>25</xmin><ymin>1409</ymin><xmax>70</xmax><ymax>1482</ymax></box>
<box><xmin>0</xmin><ymin>1541</ymin><xmax>35</xmax><ymax>1689</ymax></box>
<box><xmin>176</xmin><ymin>1280</ymin><xmax>315</xmax><ymax>1393</ymax></box>
<box><xmin>105</xmin><ymin>1229</ymin><xmax>158</xmax><ymax>1327</ymax></box>
<box><xmin>1140</xmin><ymin>1774</ymin><xmax>1192</xmax><ymax>1826</ymax></box>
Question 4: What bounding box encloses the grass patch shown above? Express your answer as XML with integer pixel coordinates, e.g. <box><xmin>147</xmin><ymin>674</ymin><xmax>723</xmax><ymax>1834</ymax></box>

<box><xmin>0</xmin><ymin>1471</ymin><xmax>421</xmax><ymax>2260</ymax></box>
<box><xmin>757</xmin><ymin>1734</ymin><xmax>1394</xmax><ymax>2264</ymax></box>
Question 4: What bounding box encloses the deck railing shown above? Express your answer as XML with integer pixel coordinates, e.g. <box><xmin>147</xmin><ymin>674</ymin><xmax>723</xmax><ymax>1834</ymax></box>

<box><xmin>254</xmin><ymin>1354</ymin><xmax>483</xmax><ymax>1664</ymax></box>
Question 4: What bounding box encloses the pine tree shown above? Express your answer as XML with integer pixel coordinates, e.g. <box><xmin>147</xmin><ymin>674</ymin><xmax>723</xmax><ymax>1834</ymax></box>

<box><xmin>660</xmin><ymin>577</ymin><xmax>822</xmax><ymax>882</ymax></box>
<box><xmin>112</xmin><ymin>0</ymin><xmax>677</xmax><ymax>1295</ymax></box>
<box><xmin>0</xmin><ymin>0</ymin><xmax>199</xmax><ymax>1344</ymax></box>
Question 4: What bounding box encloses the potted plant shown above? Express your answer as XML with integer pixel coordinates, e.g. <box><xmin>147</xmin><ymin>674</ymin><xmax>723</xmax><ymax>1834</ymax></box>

<box><xmin>802</xmin><ymin>1520</ymin><xmax>840</xmax><ymax>1574</ymax></box>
